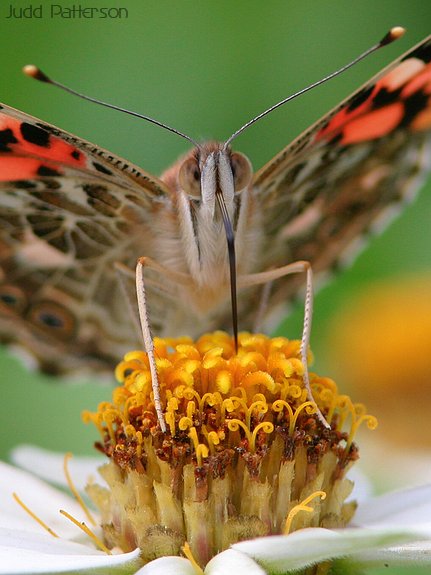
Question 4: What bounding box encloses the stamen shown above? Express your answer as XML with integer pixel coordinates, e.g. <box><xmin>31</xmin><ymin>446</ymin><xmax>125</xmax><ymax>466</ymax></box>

<box><xmin>272</xmin><ymin>399</ymin><xmax>317</xmax><ymax>436</ymax></box>
<box><xmin>205</xmin><ymin>429</ymin><xmax>222</xmax><ymax>453</ymax></box>
<box><xmin>290</xmin><ymin>401</ymin><xmax>318</xmax><ymax>435</ymax></box>
<box><xmin>228</xmin><ymin>396</ymin><xmax>266</xmax><ymax>429</ymax></box>
<box><xmin>182</xmin><ymin>542</ymin><xmax>205</xmax><ymax>575</ymax></box>
<box><xmin>59</xmin><ymin>509</ymin><xmax>111</xmax><ymax>554</ymax></box>
<box><xmin>251</xmin><ymin>421</ymin><xmax>275</xmax><ymax>449</ymax></box>
<box><xmin>315</xmin><ymin>381</ymin><xmax>339</xmax><ymax>423</ymax></box>
<box><xmin>188</xmin><ymin>427</ymin><xmax>209</xmax><ymax>466</ymax></box>
<box><xmin>165</xmin><ymin>399</ymin><xmax>178</xmax><ymax>435</ymax></box>
<box><xmin>247</xmin><ymin>398</ymin><xmax>269</xmax><ymax>429</ymax></box>
<box><xmin>200</xmin><ymin>392</ymin><xmax>220</xmax><ymax>417</ymax></box>
<box><xmin>63</xmin><ymin>452</ymin><xmax>96</xmax><ymax>526</ymax></box>
<box><xmin>346</xmin><ymin>410</ymin><xmax>378</xmax><ymax>453</ymax></box>
<box><xmin>103</xmin><ymin>410</ymin><xmax>119</xmax><ymax>444</ymax></box>
<box><xmin>13</xmin><ymin>493</ymin><xmax>59</xmax><ymax>538</ymax></box>
<box><xmin>284</xmin><ymin>491</ymin><xmax>327</xmax><ymax>534</ymax></box>
<box><xmin>227</xmin><ymin>418</ymin><xmax>274</xmax><ymax>452</ymax></box>
<box><xmin>227</xmin><ymin>418</ymin><xmax>252</xmax><ymax>446</ymax></box>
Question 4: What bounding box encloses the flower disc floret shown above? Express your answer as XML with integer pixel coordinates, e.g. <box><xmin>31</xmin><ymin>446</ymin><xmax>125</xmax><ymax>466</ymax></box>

<box><xmin>83</xmin><ymin>331</ymin><xmax>375</xmax><ymax>568</ymax></box>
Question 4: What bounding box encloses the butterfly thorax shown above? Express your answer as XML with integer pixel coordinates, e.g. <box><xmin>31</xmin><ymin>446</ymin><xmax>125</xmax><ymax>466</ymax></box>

<box><xmin>157</xmin><ymin>142</ymin><xmax>263</xmax><ymax>314</ymax></box>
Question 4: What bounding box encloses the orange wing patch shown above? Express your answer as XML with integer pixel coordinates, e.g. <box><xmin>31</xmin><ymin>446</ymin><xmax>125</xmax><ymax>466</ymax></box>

<box><xmin>316</xmin><ymin>50</ymin><xmax>431</xmax><ymax>145</ymax></box>
<box><xmin>0</xmin><ymin>114</ymin><xmax>87</xmax><ymax>180</ymax></box>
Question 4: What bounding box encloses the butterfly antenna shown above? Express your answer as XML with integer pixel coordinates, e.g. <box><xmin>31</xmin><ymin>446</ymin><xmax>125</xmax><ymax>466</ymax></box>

<box><xmin>224</xmin><ymin>26</ymin><xmax>405</xmax><ymax>147</ymax></box>
<box><xmin>23</xmin><ymin>65</ymin><xmax>200</xmax><ymax>149</ymax></box>
<box><xmin>216</xmin><ymin>191</ymin><xmax>239</xmax><ymax>352</ymax></box>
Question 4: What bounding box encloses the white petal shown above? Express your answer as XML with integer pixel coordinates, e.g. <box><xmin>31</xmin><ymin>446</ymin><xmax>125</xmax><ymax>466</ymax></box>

<box><xmin>354</xmin><ymin>483</ymin><xmax>431</xmax><ymax>529</ymax></box>
<box><xmin>233</xmin><ymin>527</ymin><xmax>424</xmax><ymax>572</ymax></box>
<box><xmin>360</xmin><ymin>436</ymin><xmax>431</xmax><ymax>490</ymax></box>
<box><xmin>135</xmin><ymin>556</ymin><xmax>196</xmax><ymax>575</ymax></box>
<box><xmin>136</xmin><ymin>550</ymin><xmax>266</xmax><ymax>575</ymax></box>
<box><xmin>206</xmin><ymin>549</ymin><xmax>266</xmax><ymax>575</ymax></box>
<box><xmin>348</xmin><ymin>465</ymin><xmax>373</xmax><ymax>504</ymax></box>
<box><xmin>11</xmin><ymin>445</ymin><xmax>104</xmax><ymax>492</ymax></box>
<box><xmin>0</xmin><ymin>527</ymin><xmax>141</xmax><ymax>574</ymax></box>
<box><xmin>353</xmin><ymin>540</ymin><xmax>431</xmax><ymax>567</ymax></box>
<box><xmin>0</xmin><ymin>462</ymin><xmax>92</xmax><ymax>540</ymax></box>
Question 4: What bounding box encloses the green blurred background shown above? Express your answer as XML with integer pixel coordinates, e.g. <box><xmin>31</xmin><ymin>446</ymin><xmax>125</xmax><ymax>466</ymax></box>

<box><xmin>1</xmin><ymin>3</ymin><xmax>431</xmax><ymax>571</ymax></box>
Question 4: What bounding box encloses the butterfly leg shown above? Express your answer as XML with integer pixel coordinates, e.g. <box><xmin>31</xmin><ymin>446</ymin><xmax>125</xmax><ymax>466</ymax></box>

<box><xmin>134</xmin><ymin>257</ymin><xmax>193</xmax><ymax>433</ymax></box>
<box><xmin>135</xmin><ymin>257</ymin><xmax>167</xmax><ymax>433</ymax></box>
<box><xmin>240</xmin><ymin>261</ymin><xmax>329</xmax><ymax>429</ymax></box>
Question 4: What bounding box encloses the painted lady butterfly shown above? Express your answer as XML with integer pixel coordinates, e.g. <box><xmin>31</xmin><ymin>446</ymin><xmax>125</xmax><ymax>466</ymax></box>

<box><xmin>1</xmin><ymin>31</ymin><xmax>430</xmax><ymax>376</ymax></box>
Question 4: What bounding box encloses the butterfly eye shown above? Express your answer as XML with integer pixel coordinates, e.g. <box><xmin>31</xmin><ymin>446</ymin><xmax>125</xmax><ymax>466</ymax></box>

<box><xmin>230</xmin><ymin>152</ymin><xmax>252</xmax><ymax>192</ymax></box>
<box><xmin>28</xmin><ymin>301</ymin><xmax>76</xmax><ymax>340</ymax></box>
<box><xmin>178</xmin><ymin>157</ymin><xmax>202</xmax><ymax>198</ymax></box>
<box><xmin>0</xmin><ymin>286</ymin><xmax>26</xmax><ymax>314</ymax></box>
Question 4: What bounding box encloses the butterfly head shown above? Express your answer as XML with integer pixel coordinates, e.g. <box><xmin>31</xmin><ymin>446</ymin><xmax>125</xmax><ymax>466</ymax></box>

<box><xmin>175</xmin><ymin>143</ymin><xmax>252</xmax><ymax>215</ymax></box>
<box><xmin>160</xmin><ymin>142</ymin><xmax>255</xmax><ymax>344</ymax></box>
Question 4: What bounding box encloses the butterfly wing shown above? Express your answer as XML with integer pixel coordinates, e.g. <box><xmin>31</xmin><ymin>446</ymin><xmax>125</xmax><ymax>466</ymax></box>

<box><xmin>0</xmin><ymin>104</ymin><xmax>172</xmax><ymax>374</ymax></box>
<box><xmin>251</xmin><ymin>35</ymin><xmax>431</xmax><ymax>328</ymax></box>
<box><xmin>2</xmin><ymin>36</ymin><xmax>431</xmax><ymax>372</ymax></box>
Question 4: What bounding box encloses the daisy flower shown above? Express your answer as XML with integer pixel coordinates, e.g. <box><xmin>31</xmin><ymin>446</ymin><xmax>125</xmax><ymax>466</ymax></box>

<box><xmin>2</xmin><ymin>331</ymin><xmax>431</xmax><ymax>574</ymax></box>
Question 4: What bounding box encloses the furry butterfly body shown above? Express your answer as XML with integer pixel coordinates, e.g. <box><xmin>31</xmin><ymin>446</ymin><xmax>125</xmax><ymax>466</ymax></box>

<box><xmin>0</xmin><ymin>34</ymin><xmax>430</xmax><ymax>374</ymax></box>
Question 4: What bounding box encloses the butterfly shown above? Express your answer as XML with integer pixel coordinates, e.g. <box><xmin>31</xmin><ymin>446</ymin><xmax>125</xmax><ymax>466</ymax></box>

<box><xmin>1</xmin><ymin>30</ymin><xmax>431</xmax><ymax>376</ymax></box>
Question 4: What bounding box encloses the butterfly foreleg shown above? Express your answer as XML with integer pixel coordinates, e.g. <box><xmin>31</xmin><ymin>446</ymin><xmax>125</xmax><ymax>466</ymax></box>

<box><xmin>240</xmin><ymin>261</ymin><xmax>329</xmax><ymax>429</ymax></box>
<box><xmin>135</xmin><ymin>257</ymin><xmax>167</xmax><ymax>432</ymax></box>
<box><xmin>134</xmin><ymin>257</ymin><xmax>193</xmax><ymax>434</ymax></box>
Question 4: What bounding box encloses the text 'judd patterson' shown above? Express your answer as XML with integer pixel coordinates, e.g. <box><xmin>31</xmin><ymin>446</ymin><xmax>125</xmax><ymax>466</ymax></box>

<box><xmin>4</xmin><ymin>4</ymin><xmax>129</xmax><ymax>19</ymax></box>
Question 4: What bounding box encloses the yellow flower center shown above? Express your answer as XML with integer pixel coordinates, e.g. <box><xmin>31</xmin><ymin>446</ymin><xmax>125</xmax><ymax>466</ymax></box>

<box><xmin>83</xmin><ymin>331</ymin><xmax>376</xmax><ymax>568</ymax></box>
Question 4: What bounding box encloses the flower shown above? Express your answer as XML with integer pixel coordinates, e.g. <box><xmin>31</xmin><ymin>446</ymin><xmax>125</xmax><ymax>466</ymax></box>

<box><xmin>3</xmin><ymin>447</ymin><xmax>431</xmax><ymax>574</ymax></box>
<box><xmin>3</xmin><ymin>331</ymin><xmax>431</xmax><ymax>574</ymax></box>
<box><xmin>0</xmin><ymin>454</ymin><xmax>141</xmax><ymax>574</ymax></box>
<box><xmin>81</xmin><ymin>331</ymin><xmax>377</xmax><ymax>566</ymax></box>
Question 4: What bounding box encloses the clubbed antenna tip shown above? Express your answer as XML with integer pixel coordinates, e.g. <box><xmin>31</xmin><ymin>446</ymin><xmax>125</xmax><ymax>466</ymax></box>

<box><xmin>23</xmin><ymin>65</ymin><xmax>50</xmax><ymax>83</ymax></box>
